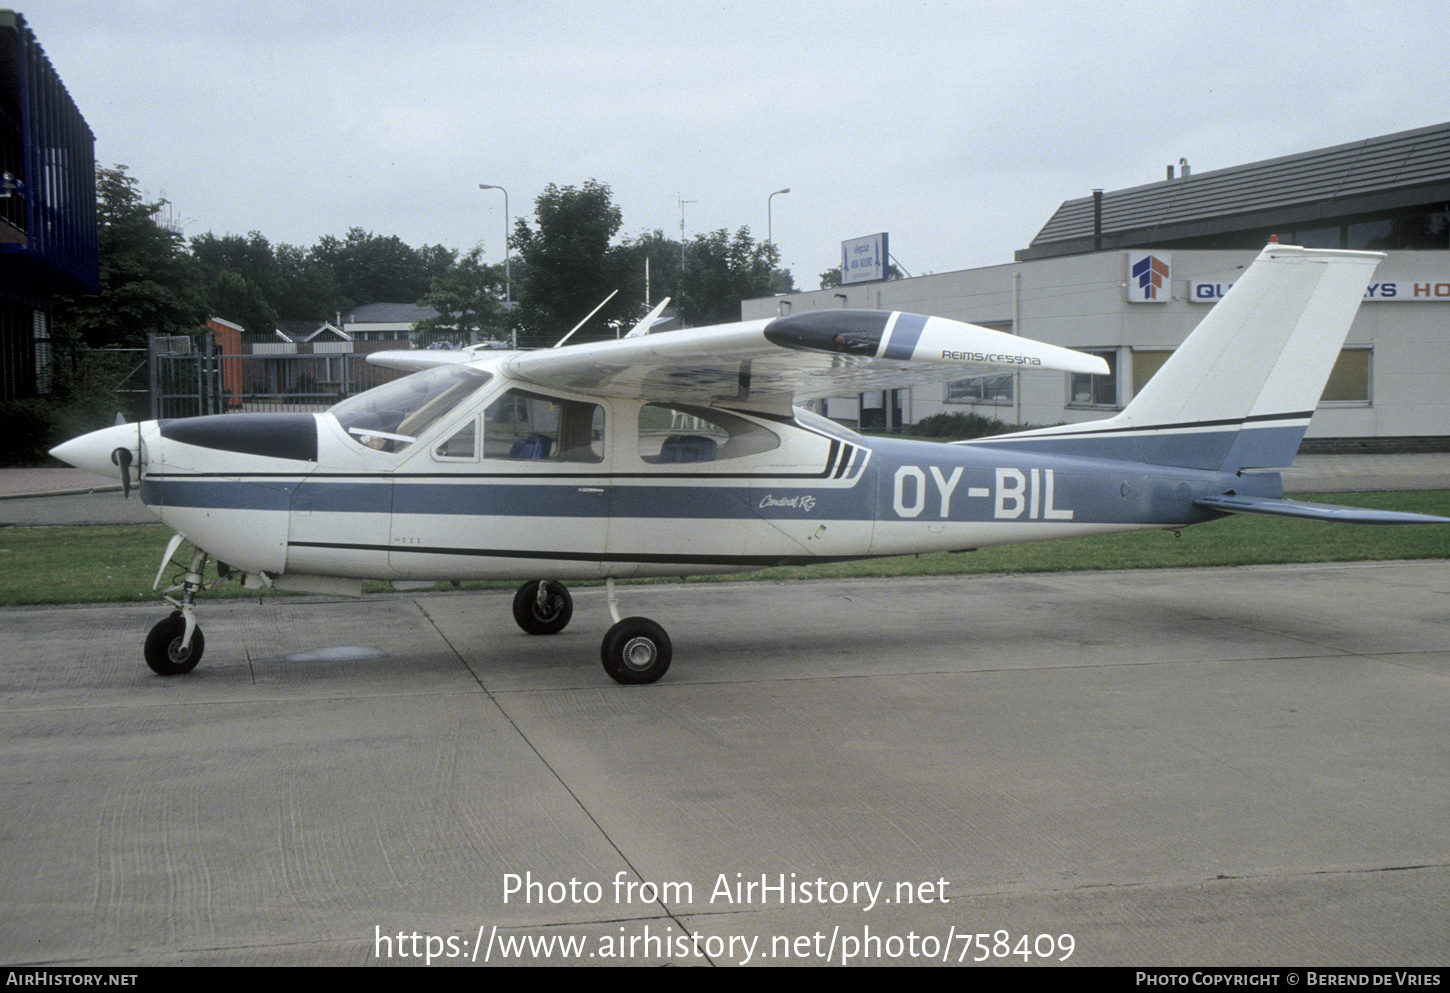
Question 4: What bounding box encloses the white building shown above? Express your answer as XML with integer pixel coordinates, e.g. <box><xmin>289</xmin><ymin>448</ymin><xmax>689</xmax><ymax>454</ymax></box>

<box><xmin>743</xmin><ymin>122</ymin><xmax>1450</xmax><ymax>452</ymax></box>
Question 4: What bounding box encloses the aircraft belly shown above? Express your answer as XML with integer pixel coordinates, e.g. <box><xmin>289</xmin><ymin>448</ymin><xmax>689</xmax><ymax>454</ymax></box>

<box><xmin>871</xmin><ymin>518</ymin><xmax>1142</xmax><ymax>556</ymax></box>
<box><xmin>286</xmin><ymin>511</ymin><xmax>395</xmax><ymax>579</ymax></box>
<box><xmin>286</xmin><ymin>477</ymin><xmax>392</xmax><ymax>579</ymax></box>
<box><xmin>142</xmin><ymin>474</ymin><xmax>293</xmax><ymax>574</ymax></box>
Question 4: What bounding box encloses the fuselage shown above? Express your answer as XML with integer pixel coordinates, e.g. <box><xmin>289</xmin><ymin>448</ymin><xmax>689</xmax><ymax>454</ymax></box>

<box><xmin>53</xmin><ymin>365</ymin><xmax>1277</xmax><ymax>588</ymax></box>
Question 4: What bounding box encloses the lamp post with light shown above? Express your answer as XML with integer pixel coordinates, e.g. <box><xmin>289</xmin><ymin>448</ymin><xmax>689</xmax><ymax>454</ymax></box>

<box><xmin>767</xmin><ymin>187</ymin><xmax>789</xmax><ymax>248</ymax></box>
<box><xmin>478</xmin><ymin>183</ymin><xmax>512</xmax><ymax>348</ymax></box>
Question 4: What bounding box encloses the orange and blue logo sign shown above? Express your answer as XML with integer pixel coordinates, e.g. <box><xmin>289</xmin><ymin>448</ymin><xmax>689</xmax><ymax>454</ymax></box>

<box><xmin>1127</xmin><ymin>252</ymin><xmax>1171</xmax><ymax>303</ymax></box>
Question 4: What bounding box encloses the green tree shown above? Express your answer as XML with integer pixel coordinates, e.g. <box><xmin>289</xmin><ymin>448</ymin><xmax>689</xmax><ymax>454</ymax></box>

<box><xmin>510</xmin><ymin>180</ymin><xmax>634</xmax><ymax>347</ymax></box>
<box><xmin>273</xmin><ymin>242</ymin><xmax>342</xmax><ymax>321</ymax></box>
<box><xmin>412</xmin><ymin>246</ymin><xmax>507</xmax><ymax>341</ymax></box>
<box><xmin>191</xmin><ymin>231</ymin><xmax>280</xmax><ymax>333</ymax></box>
<box><xmin>52</xmin><ymin>165</ymin><xmax>207</xmax><ymax>347</ymax></box>
<box><xmin>311</xmin><ymin>228</ymin><xmax>454</xmax><ymax>311</ymax></box>
<box><xmin>678</xmin><ymin>227</ymin><xmax>783</xmax><ymax>327</ymax></box>
<box><xmin>190</xmin><ymin>230</ymin><xmax>279</xmax><ymax>301</ymax></box>
<box><xmin>206</xmin><ymin>269</ymin><xmax>278</xmax><ymax>336</ymax></box>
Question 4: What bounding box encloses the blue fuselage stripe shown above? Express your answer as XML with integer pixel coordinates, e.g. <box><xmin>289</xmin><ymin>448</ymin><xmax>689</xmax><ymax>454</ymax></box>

<box><xmin>141</xmin><ymin>477</ymin><xmax>875</xmax><ymax>520</ymax></box>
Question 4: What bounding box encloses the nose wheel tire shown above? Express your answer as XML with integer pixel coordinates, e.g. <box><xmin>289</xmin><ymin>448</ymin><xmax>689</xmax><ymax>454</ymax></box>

<box><xmin>144</xmin><ymin>613</ymin><xmax>205</xmax><ymax>676</ymax></box>
<box><xmin>601</xmin><ymin>617</ymin><xmax>672</xmax><ymax>685</ymax></box>
<box><xmin>512</xmin><ymin>580</ymin><xmax>573</xmax><ymax>635</ymax></box>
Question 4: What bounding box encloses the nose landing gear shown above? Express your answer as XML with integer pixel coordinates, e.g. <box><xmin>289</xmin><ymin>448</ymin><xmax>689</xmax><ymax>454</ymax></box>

<box><xmin>144</xmin><ymin>611</ymin><xmax>204</xmax><ymax>675</ymax></box>
<box><xmin>145</xmin><ymin>545</ymin><xmax>209</xmax><ymax>675</ymax></box>
<box><xmin>143</xmin><ymin>539</ymin><xmax>259</xmax><ymax>676</ymax></box>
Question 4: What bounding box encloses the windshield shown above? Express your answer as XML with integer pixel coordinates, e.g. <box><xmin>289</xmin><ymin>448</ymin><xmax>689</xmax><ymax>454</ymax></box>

<box><xmin>328</xmin><ymin>365</ymin><xmax>493</xmax><ymax>452</ymax></box>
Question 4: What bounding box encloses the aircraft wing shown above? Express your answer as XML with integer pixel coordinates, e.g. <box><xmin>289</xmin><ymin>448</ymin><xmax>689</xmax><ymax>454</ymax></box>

<box><xmin>495</xmin><ymin>310</ymin><xmax>1108</xmax><ymax>410</ymax></box>
<box><xmin>366</xmin><ymin>349</ymin><xmax>477</xmax><ymax>372</ymax></box>
<box><xmin>1194</xmin><ymin>493</ymin><xmax>1450</xmax><ymax>525</ymax></box>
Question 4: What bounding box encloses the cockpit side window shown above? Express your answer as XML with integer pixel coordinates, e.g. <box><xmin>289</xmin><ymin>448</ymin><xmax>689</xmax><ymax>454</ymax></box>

<box><xmin>483</xmin><ymin>389</ymin><xmax>605</xmax><ymax>463</ymax></box>
<box><xmin>329</xmin><ymin>366</ymin><xmax>493</xmax><ymax>453</ymax></box>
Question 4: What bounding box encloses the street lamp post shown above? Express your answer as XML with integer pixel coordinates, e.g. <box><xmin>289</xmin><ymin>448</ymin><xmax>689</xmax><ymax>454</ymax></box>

<box><xmin>478</xmin><ymin>183</ymin><xmax>512</xmax><ymax>348</ymax></box>
<box><xmin>768</xmin><ymin>187</ymin><xmax>790</xmax><ymax>247</ymax></box>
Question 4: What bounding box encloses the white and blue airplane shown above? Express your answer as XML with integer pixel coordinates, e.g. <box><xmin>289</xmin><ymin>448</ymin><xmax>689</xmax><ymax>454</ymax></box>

<box><xmin>50</xmin><ymin>243</ymin><xmax>1449</xmax><ymax>684</ymax></box>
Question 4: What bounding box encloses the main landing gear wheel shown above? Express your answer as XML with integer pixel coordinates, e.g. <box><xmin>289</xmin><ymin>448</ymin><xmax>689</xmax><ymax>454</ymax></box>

<box><xmin>512</xmin><ymin>580</ymin><xmax>573</xmax><ymax>635</ymax></box>
<box><xmin>144</xmin><ymin>612</ymin><xmax>205</xmax><ymax>676</ymax></box>
<box><xmin>601</xmin><ymin>617</ymin><xmax>672</xmax><ymax>685</ymax></box>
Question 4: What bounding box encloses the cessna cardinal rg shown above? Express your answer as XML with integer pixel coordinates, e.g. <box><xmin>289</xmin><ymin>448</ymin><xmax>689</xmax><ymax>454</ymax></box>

<box><xmin>50</xmin><ymin>243</ymin><xmax>1450</xmax><ymax>684</ymax></box>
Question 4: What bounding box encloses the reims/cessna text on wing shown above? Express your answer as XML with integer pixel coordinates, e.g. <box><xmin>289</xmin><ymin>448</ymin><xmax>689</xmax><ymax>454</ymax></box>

<box><xmin>51</xmin><ymin>243</ymin><xmax>1449</xmax><ymax>684</ymax></box>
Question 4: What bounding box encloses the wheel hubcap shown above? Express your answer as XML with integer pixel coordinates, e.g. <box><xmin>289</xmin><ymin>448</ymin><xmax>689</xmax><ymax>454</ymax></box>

<box><xmin>622</xmin><ymin>637</ymin><xmax>656</xmax><ymax>671</ymax></box>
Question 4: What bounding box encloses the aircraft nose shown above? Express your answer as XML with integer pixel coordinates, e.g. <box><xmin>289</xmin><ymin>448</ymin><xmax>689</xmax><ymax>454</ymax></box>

<box><xmin>49</xmin><ymin>422</ymin><xmax>144</xmax><ymax>480</ymax></box>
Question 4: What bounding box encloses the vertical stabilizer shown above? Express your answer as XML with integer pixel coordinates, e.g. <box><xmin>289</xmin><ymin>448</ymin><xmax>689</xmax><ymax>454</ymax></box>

<box><xmin>978</xmin><ymin>244</ymin><xmax>1383</xmax><ymax>471</ymax></box>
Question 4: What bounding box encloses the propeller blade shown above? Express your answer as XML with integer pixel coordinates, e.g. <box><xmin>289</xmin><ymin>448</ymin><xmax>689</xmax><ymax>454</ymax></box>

<box><xmin>110</xmin><ymin>447</ymin><xmax>132</xmax><ymax>499</ymax></box>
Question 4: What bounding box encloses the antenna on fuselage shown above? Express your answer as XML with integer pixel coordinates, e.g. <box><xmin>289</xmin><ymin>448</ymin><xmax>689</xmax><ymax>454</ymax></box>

<box><xmin>553</xmin><ymin>289</ymin><xmax>620</xmax><ymax>348</ymax></box>
<box><xmin>624</xmin><ymin>296</ymin><xmax>671</xmax><ymax>338</ymax></box>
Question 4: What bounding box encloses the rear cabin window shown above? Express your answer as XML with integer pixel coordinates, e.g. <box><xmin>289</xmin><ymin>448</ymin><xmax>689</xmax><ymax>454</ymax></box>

<box><xmin>637</xmin><ymin>403</ymin><xmax>779</xmax><ymax>463</ymax></box>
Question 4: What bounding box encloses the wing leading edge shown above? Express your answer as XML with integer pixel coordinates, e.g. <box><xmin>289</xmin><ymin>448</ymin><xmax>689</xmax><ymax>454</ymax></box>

<box><xmin>498</xmin><ymin>309</ymin><xmax>1107</xmax><ymax>408</ymax></box>
<box><xmin>365</xmin><ymin>309</ymin><xmax>1106</xmax><ymax>411</ymax></box>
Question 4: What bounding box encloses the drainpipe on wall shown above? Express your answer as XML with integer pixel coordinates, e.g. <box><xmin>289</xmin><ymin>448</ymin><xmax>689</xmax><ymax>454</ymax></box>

<box><xmin>1093</xmin><ymin>189</ymin><xmax>1104</xmax><ymax>252</ymax></box>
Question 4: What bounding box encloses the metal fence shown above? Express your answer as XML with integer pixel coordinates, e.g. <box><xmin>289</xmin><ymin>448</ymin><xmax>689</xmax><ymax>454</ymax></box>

<box><xmin>145</xmin><ymin>335</ymin><xmax>435</xmax><ymax>420</ymax></box>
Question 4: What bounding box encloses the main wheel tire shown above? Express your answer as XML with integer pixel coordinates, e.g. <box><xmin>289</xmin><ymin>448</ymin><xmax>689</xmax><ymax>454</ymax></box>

<box><xmin>144</xmin><ymin>613</ymin><xmax>204</xmax><ymax>676</ymax></box>
<box><xmin>512</xmin><ymin>580</ymin><xmax>573</xmax><ymax>635</ymax></box>
<box><xmin>601</xmin><ymin>617</ymin><xmax>672</xmax><ymax>685</ymax></box>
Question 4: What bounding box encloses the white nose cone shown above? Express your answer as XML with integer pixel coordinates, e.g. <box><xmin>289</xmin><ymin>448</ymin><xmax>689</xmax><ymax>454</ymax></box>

<box><xmin>49</xmin><ymin>422</ymin><xmax>142</xmax><ymax>479</ymax></box>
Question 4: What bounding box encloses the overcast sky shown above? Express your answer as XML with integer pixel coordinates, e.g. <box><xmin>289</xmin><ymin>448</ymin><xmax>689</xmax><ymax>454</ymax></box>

<box><xmin>16</xmin><ymin>0</ymin><xmax>1450</xmax><ymax>290</ymax></box>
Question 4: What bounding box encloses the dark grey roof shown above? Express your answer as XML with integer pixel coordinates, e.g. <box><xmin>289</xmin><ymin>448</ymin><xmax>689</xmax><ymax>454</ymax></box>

<box><xmin>1019</xmin><ymin>121</ymin><xmax>1450</xmax><ymax>259</ymax></box>
<box><xmin>342</xmin><ymin>302</ymin><xmax>438</xmax><ymax>324</ymax></box>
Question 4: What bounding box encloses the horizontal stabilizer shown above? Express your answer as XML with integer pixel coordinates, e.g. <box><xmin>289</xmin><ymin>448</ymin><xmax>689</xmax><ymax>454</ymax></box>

<box><xmin>1194</xmin><ymin>494</ymin><xmax>1450</xmax><ymax>526</ymax></box>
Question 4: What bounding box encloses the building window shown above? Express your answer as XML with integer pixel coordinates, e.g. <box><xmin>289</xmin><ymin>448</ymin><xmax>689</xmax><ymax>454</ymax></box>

<box><xmin>1129</xmin><ymin>349</ymin><xmax>1171</xmax><ymax>400</ymax></box>
<box><xmin>946</xmin><ymin>371</ymin><xmax>1014</xmax><ymax>405</ymax></box>
<box><xmin>1320</xmin><ymin>348</ymin><xmax>1371</xmax><ymax>405</ymax></box>
<box><xmin>1069</xmin><ymin>349</ymin><xmax>1119</xmax><ymax>408</ymax></box>
<box><xmin>1289</xmin><ymin>225</ymin><xmax>1342</xmax><ymax>248</ymax></box>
